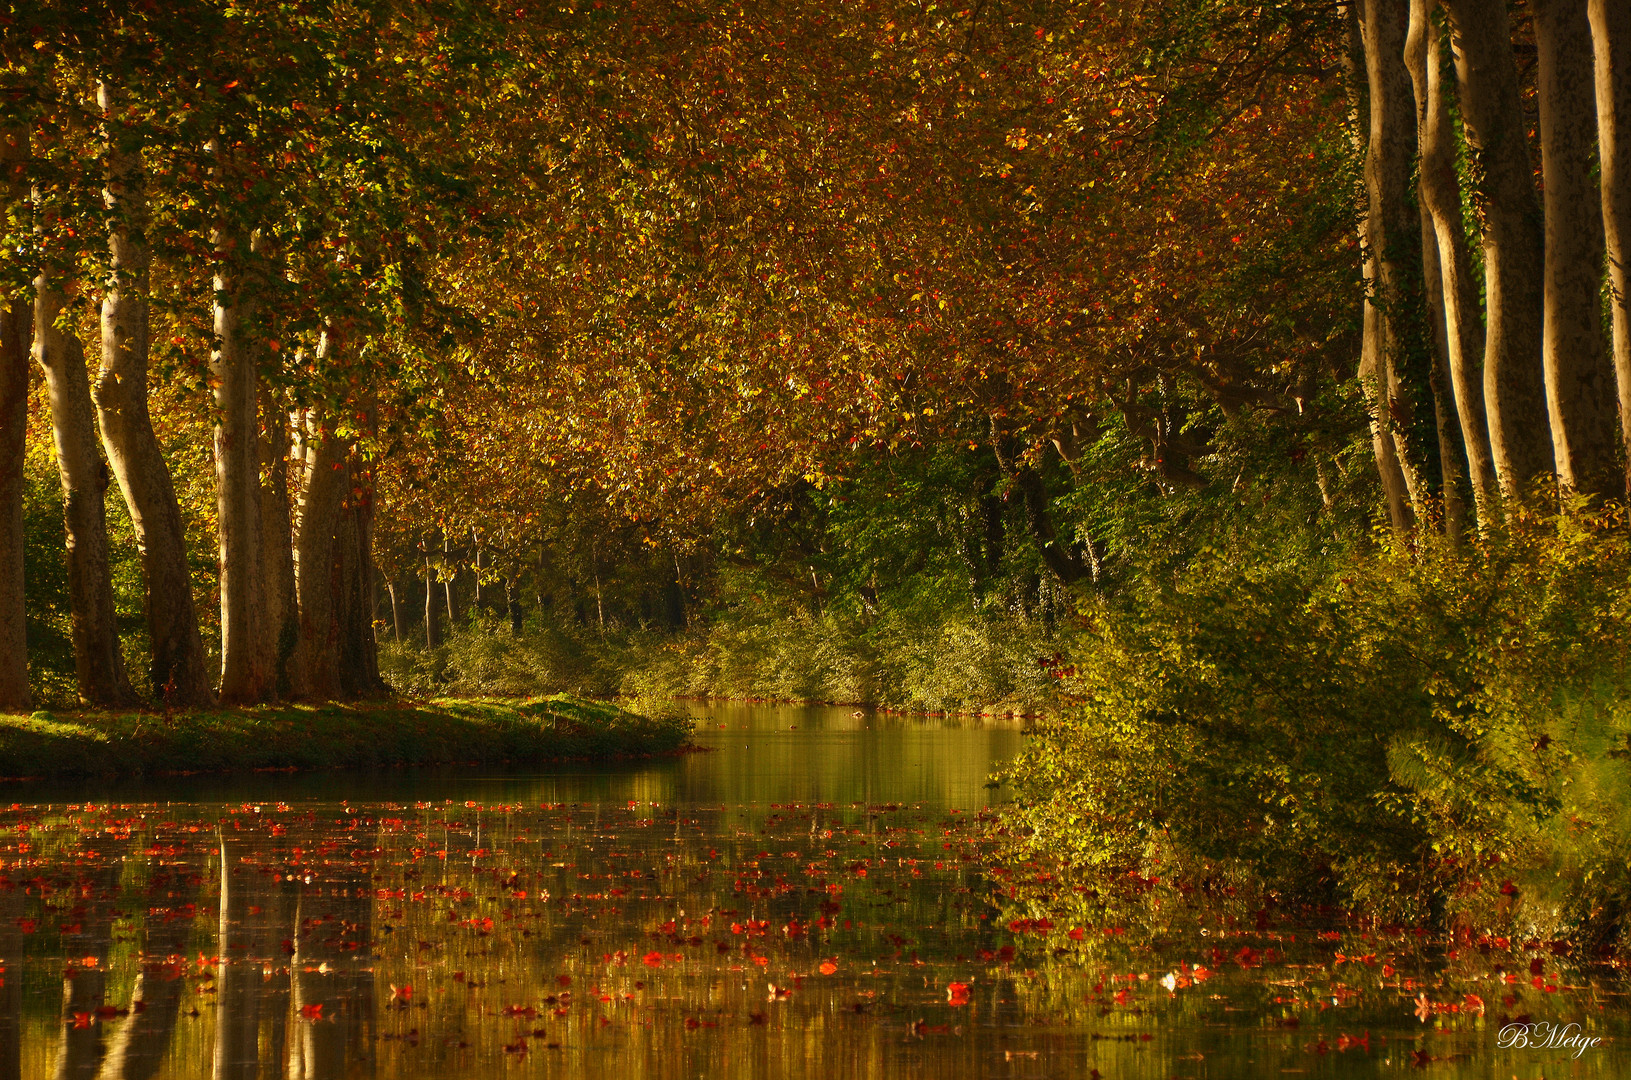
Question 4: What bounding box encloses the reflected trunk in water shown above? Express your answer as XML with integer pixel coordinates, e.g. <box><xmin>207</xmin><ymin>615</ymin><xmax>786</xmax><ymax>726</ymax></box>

<box><xmin>53</xmin><ymin>846</ymin><xmax>122</xmax><ymax>1080</ymax></box>
<box><xmin>288</xmin><ymin>870</ymin><xmax>373</xmax><ymax>1079</ymax></box>
<box><xmin>213</xmin><ymin>838</ymin><xmax>290</xmax><ymax>1080</ymax></box>
<box><xmin>98</xmin><ymin>860</ymin><xmax>200</xmax><ymax>1080</ymax></box>
<box><xmin>0</xmin><ymin>882</ymin><xmax>21</xmax><ymax>1080</ymax></box>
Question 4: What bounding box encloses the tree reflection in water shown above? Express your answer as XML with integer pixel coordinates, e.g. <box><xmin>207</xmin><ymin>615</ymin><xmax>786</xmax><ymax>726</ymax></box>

<box><xmin>0</xmin><ymin>707</ymin><xmax>1626</xmax><ymax>1079</ymax></box>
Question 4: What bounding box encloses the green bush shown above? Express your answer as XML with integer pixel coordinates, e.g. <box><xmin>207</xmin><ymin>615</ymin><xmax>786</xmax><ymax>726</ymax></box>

<box><xmin>1002</xmin><ymin>505</ymin><xmax>1631</xmax><ymax>947</ymax></box>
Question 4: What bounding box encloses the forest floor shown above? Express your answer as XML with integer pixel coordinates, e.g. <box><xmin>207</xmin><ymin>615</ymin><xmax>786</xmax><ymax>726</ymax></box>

<box><xmin>0</xmin><ymin>694</ymin><xmax>693</xmax><ymax>780</ymax></box>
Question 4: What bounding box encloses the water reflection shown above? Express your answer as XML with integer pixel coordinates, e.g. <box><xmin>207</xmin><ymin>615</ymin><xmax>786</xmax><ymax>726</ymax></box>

<box><xmin>0</xmin><ymin>705</ymin><xmax>1624</xmax><ymax>1077</ymax></box>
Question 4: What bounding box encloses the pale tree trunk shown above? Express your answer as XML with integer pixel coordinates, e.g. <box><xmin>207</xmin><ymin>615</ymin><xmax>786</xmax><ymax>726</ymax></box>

<box><xmin>1360</xmin><ymin>0</ymin><xmax>1440</xmax><ymax>525</ymax></box>
<box><xmin>1590</xmin><ymin>0</ymin><xmax>1631</xmax><ymax>496</ymax></box>
<box><xmin>1536</xmin><ymin>0</ymin><xmax>1619</xmax><ymax>501</ymax></box>
<box><xmin>259</xmin><ymin>386</ymin><xmax>296</xmax><ymax>691</ymax></box>
<box><xmin>210</xmin><ymin>192</ymin><xmax>271</xmax><ymax>704</ymax></box>
<box><xmin>1420</xmin><ymin>209</ymin><xmax>1472</xmax><ymax>541</ymax></box>
<box><xmin>0</xmin><ymin>130</ymin><xmax>28</xmax><ymax>713</ymax></box>
<box><xmin>1407</xmin><ymin>0</ymin><xmax>1501</xmax><ymax>528</ymax></box>
<box><xmin>443</xmin><ymin>534</ymin><xmax>457</xmax><ymax>626</ymax></box>
<box><xmin>34</xmin><ymin>277</ymin><xmax>135</xmax><ymax>706</ymax></box>
<box><xmin>1344</xmin><ymin>2</ymin><xmax>1416</xmax><ymax>531</ymax></box>
<box><xmin>424</xmin><ymin>551</ymin><xmax>441</xmax><ymax>648</ymax></box>
<box><xmin>93</xmin><ymin>82</ymin><xmax>213</xmax><ymax>706</ymax></box>
<box><xmin>505</xmin><ymin>574</ymin><xmax>522</xmax><ymax>635</ymax></box>
<box><xmin>386</xmin><ymin>578</ymin><xmax>403</xmax><ymax>643</ymax></box>
<box><xmin>1444</xmin><ymin>0</ymin><xmax>1554</xmax><ymax>496</ymax></box>
<box><xmin>287</xmin><ymin>391</ymin><xmax>351</xmax><ymax>701</ymax></box>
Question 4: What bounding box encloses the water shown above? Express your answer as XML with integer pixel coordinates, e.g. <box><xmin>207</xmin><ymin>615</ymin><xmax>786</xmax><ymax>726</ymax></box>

<box><xmin>2</xmin><ymin>702</ymin><xmax>1626</xmax><ymax>1078</ymax></box>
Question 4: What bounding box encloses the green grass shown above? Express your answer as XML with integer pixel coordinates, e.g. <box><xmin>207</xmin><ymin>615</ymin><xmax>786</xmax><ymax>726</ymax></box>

<box><xmin>0</xmin><ymin>695</ymin><xmax>694</xmax><ymax>780</ymax></box>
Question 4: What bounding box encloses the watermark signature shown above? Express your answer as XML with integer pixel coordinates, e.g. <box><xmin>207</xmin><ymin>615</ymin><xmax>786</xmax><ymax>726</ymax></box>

<box><xmin>1497</xmin><ymin>1022</ymin><xmax>1602</xmax><ymax>1059</ymax></box>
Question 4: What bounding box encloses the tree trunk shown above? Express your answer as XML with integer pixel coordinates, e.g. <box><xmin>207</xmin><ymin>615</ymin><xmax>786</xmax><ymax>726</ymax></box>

<box><xmin>990</xmin><ymin>419</ymin><xmax>1101</xmax><ymax>585</ymax></box>
<box><xmin>424</xmin><ymin>552</ymin><xmax>442</xmax><ymax>648</ymax></box>
<box><xmin>287</xmin><ymin>395</ymin><xmax>350</xmax><ymax>700</ymax></box>
<box><xmin>505</xmin><ymin>574</ymin><xmax>522</xmax><ymax>635</ymax></box>
<box><xmin>1407</xmin><ymin>0</ymin><xmax>1501</xmax><ymax>528</ymax></box>
<box><xmin>0</xmin><ymin>286</ymin><xmax>27</xmax><ymax>714</ymax></box>
<box><xmin>1420</xmin><ymin>207</ymin><xmax>1473</xmax><ymax>541</ymax></box>
<box><xmin>443</xmin><ymin>534</ymin><xmax>456</xmax><ymax>627</ymax></box>
<box><xmin>210</xmin><ymin>187</ymin><xmax>270</xmax><ymax>703</ymax></box>
<box><xmin>93</xmin><ymin>83</ymin><xmax>214</xmax><ymax>706</ymax></box>
<box><xmin>1345</xmin><ymin>1</ymin><xmax>1417</xmax><ymax>531</ymax></box>
<box><xmin>1595</xmin><ymin>0</ymin><xmax>1631</xmax><ymax>496</ymax></box>
<box><xmin>336</xmin><ymin>453</ymin><xmax>386</xmax><ymax>697</ymax></box>
<box><xmin>34</xmin><ymin>277</ymin><xmax>135</xmax><ymax>706</ymax></box>
<box><xmin>1444</xmin><ymin>0</ymin><xmax>1554</xmax><ymax>497</ymax></box>
<box><xmin>1535</xmin><ymin>0</ymin><xmax>1619</xmax><ymax>501</ymax></box>
<box><xmin>259</xmin><ymin>387</ymin><xmax>296</xmax><ymax>692</ymax></box>
<box><xmin>1360</xmin><ymin>0</ymin><xmax>1440</xmax><ymax>523</ymax></box>
<box><xmin>0</xmin><ymin>128</ymin><xmax>29</xmax><ymax>713</ymax></box>
<box><xmin>387</xmin><ymin>578</ymin><xmax>403</xmax><ymax>643</ymax></box>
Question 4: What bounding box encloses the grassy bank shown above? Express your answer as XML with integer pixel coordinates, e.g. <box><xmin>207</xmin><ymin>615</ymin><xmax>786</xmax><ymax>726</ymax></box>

<box><xmin>0</xmin><ymin>695</ymin><xmax>693</xmax><ymax>780</ymax></box>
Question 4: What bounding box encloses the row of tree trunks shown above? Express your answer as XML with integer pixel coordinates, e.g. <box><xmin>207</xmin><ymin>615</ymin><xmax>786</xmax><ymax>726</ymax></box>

<box><xmin>33</xmin><ymin>274</ymin><xmax>135</xmax><ymax>707</ymax></box>
<box><xmin>1358</xmin><ymin>0</ymin><xmax>1631</xmax><ymax>527</ymax></box>
<box><xmin>94</xmin><ymin>83</ymin><xmax>214</xmax><ymax>706</ymax></box>
<box><xmin>1443</xmin><ymin>0</ymin><xmax>1553</xmax><ymax>499</ymax></box>
<box><xmin>1359</xmin><ymin>0</ymin><xmax>1443</xmax><ymax>528</ymax></box>
<box><xmin>1407</xmin><ymin>0</ymin><xmax>1499</xmax><ymax>527</ymax></box>
<box><xmin>8</xmin><ymin>98</ymin><xmax>385</xmax><ymax>710</ymax></box>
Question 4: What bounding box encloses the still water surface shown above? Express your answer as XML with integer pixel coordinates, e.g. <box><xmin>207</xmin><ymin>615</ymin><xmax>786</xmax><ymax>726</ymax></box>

<box><xmin>2</xmin><ymin>702</ymin><xmax>1626</xmax><ymax>1077</ymax></box>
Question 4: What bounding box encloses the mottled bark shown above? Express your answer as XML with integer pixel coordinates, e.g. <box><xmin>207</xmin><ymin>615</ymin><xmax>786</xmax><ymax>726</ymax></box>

<box><xmin>1407</xmin><ymin>1</ymin><xmax>1501</xmax><ymax>527</ymax></box>
<box><xmin>259</xmin><ymin>388</ymin><xmax>297</xmax><ymax>692</ymax></box>
<box><xmin>1444</xmin><ymin>0</ymin><xmax>1554</xmax><ymax>496</ymax></box>
<box><xmin>34</xmin><ymin>277</ymin><xmax>135</xmax><ymax>706</ymax></box>
<box><xmin>1536</xmin><ymin>0</ymin><xmax>1619</xmax><ymax>501</ymax></box>
<box><xmin>94</xmin><ymin>82</ymin><xmax>213</xmax><ymax>706</ymax></box>
<box><xmin>1590</xmin><ymin>0</ymin><xmax>1631</xmax><ymax>497</ymax></box>
<box><xmin>210</xmin><ymin>200</ymin><xmax>271</xmax><ymax>704</ymax></box>
<box><xmin>335</xmin><ymin>453</ymin><xmax>386</xmax><ymax>697</ymax></box>
<box><xmin>287</xmin><ymin>395</ymin><xmax>350</xmax><ymax>700</ymax></box>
